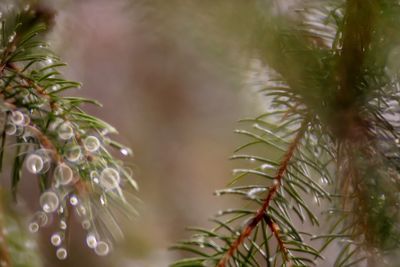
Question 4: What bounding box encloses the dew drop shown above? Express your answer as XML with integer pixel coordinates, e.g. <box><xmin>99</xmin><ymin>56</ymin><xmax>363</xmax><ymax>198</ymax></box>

<box><xmin>31</xmin><ymin>211</ymin><xmax>48</xmax><ymax>227</ymax></box>
<box><xmin>100</xmin><ymin>195</ymin><xmax>106</xmax><ymax>206</ymax></box>
<box><xmin>65</xmin><ymin>146</ymin><xmax>81</xmax><ymax>162</ymax></box>
<box><xmin>82</xmin><ymin>220</ymin><xmax>91</xmax><ymax>230</ymax></box>
<box><xmin>314</xmin><ymin>195</ymin><xmax>319</xmax><ymax>204</ymax></box>
<box><xmin>10</xmin><ymin>111</ymin><xmax>25</xmax><ymax>125</ymax></box>
<box><xmin>76</xmin><ymin>205</ymin><xmax>86</xmax><ymax>216</ymax></box>
<box><xmin>58</xmin><ymin>207</ymin><xmax>64</xmax><ymax>214</ymax></box>
<box><xmin>56</xmin><ymin>247</ymin><xmax>67</xmax><ymax>260</ymax></box>
<box><xmin>51</xmin><ymin>233</ymin><xmax>62</xmax><ymax>246</ymax></box>
<box><xmin>8</xmin><ymin>32</ymin><xmax>15</xmax><ymax>43</ymax></box>
<box><xmin>69</xmin><ymin>195</ymin><xmax>78</xmax><ymax>206</ymax></box>
<box><xmin>59</xmin><ymin>220</ymin><xmax>67</xmax><ymax>230</ymax></box>
<box><xmin>54</xmin><ymin>164</ymin><xmax>73</xmax><ymax>185</ymax></box>
<box><xmin>28</xmin><ymin>222</ymin><xmax>39</xmax><ymax>233</ymax></box>
<box><xmin>25</xmin><ymin>154</ymin><xmax>44</xmax><ymax>174</ymax></box>
<box><xmin>261</xmin><ymin>163</ymin><xmax>274</xmax><ymax>170</ymax></box>
<box><xmin>40</xmin><ymin>191</ymin><xmax>59</xmax><ymax>213</ymax></box>
<box><xmin>99</xmin><ymin>168</ymin><xmax>120</xmax><ymax>190</ymax></box>
<box><xmin>320</xmin><ymin>177</ymin><xmax>328</xmax><ymax>185</ymax></box>
<box><xmin>46</xmin><ymin>58</ymin><xmax>54</xmax><ymax>65</ymax></box>
<box><xmin>90</xmin><ymin>171</ymin><xmax>99</xmax><ymax>179</ymax></box>
<box><xmin>83</xmin><ymin>136</ymin><xmax>100</xmax><ymax>152</ymax></box>
<box><xmin>86</xmin><ymin>234</ymin><xmax>97</xmax><ymax>248</ymax></box>
<box><xmin>5</xmin><ymin>124</ymin><xmax>16</xmax><ymax>135</ymax></box>
<box><xmin>247</xmin><ymin>188</ymin><xmax>267</xmax><ymax>199</ymax></box>
<box><xmin>58</xmin><ymin>122</ymin><xmax>74</xmax><ymax>140</ymax></box>
<box><xmin>94</xmin><ymin>241</ymin><xmax>110</xmax><ymax>256</ymax></box>
<box><xmin>120</xmin><ymin>147</ymin><xmax>131</xmax><ymax>156</ymax></box>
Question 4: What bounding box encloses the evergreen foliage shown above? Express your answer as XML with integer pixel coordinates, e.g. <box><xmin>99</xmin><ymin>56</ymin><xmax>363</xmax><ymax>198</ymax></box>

<box><xmin>173</xmin><ymin>1</ymin><xmax>400</xmax><ymax>266</ymax></box>
<box><xmin>0</xmin><ymin>2</ymin><xmax>138</xmax><ymax>265</ymax></box>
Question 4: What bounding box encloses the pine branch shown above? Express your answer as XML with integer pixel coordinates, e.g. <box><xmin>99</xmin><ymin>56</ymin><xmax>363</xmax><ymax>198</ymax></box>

<box><xmin>217</xmin><ymin>119</ymin><xmax>308</xmax><ymax>267</ymax></box>
<box><xmin>0</xmin><ymin>2</ymin><xmax>139</xmax><ymax>262</ymax></box>
<box><xmin>173</xmin><ymin>0</ymin><xmax>400</xmax><ymax>266</ymax></box>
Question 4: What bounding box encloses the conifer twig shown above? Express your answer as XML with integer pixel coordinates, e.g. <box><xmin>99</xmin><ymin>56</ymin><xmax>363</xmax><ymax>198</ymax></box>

<box><xmin>217</xmin><ymin>119</ymin><xmax>309</xmax><ymax>267</ymax></box>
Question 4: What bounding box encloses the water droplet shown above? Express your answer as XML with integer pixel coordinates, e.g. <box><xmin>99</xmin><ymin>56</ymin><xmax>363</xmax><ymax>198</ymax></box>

<box><xmin>120</xmin><ymin>147</ymin><xmax>131</xmax><ymax>156</ymax></box>
<box><xmin>94</xmin><ymin>241</ymin><xmax>110</xmax><ymax>256</ymax></box>
<box><xmin>46</xmin><ymin>58</ymin><xmax>54</xmax><ymax>65</ymax></box>
<box><xmin>25</xmin><ymin>154</ymin><xmax>44</xmax><ymax>174</ymax></box>
<box><xmin>54</xmin><ymin>164</ymin><xmax>73</xmax><ymax>185</ymax></box>
<box><xmin>82</xmin><ymin>220</ymin><xmax>90</xmax><ymax>230</ymax></box>
<box><xmin>99</xmin><ymin>168</ymin><xmax>120</xmax><ymax>190</ymax></box>
<box><xmin>58</xmin><ymin>122</ymin><xmax>74</xmax><ymax>140</ymax></box>
<box><xmin>28</xmin><ymin>222</ymin><xmax>39</xmax><ymax>233</ymax></box>
<box><xmin>90</xmin><ymin>171</ymin><xmax>99</xmax><ymax>179</ymax></box>
<box><xmin>100</xmin><ymin>195</ymin><xmax>107</xmax><ymax>206</ymax></box>
<box><xmin>58</xmin><ymin>207</ymin><xmax>64</xmax><ymax>214</ymax></box>
<box><xmin>76</xmin><ymin>205</ymin><xmax>86</xmax><ymax>216</ymax></box>
<box><xmin>5</xmin><ymin>123</ymin><xmax>16</xmax><ymax>135</ymax></box>
<box><xmin>10</xmin><ymin>111</ymin><xmax>25</xmax><ymax>125</ymax></box>
<box><xmin>59</xmin><ymin>220</ymin><xmax>67</xmax><ymax>230</ymax></box>
<box><xmin>65</xmin><ymin>146</ymin><xmax>81</xmax><ymax>162</ymax></box>
<box><xmin>249</xmin><ymin>157</ymin><xmax>256</xmax><ymax>162</ymax></box>
<box><xmin>195</xmin><ymin>236</ymin><xmax>206</xmax><ymax>248</ymax></box>
<box><xmin>51</xmin><ymin>233</ymin><xmax>62</xmax><ymax>246</ymax></box>
<box><xmin>56</xmin><ymin>247</ymin><xmax>67</xmax><ymax>260</ymax></box>
<box><xmin>8</xmin><ymin>32</ymin><xmax>15</xmax><ymax>43</ymax></box>
<box><xmin>247</xmin><ymin>188</ymin><xmax>267</xmax><ymax>199</ymax></box>
<box><xmin>261</xmin><ymin>163</ymin><xmax>274</xmax><ymax>170</ymax></box>
<box><xmin>39</xmin><ymin>191</ymin><xmax>59</xmax><ymax>213</ymax></box>
<box><xmin>83</xmin><ymin>136</ymin><xmax>100</xmax><ymax>152</ymax></box>
<box><xmin>86</xmin><ymin>234</ymin><xmax>97</xmax><ymax>248</ymax></box>
<box><xmin>69</xmin><ymin>195</ymin><xmax>78</xmax><ymax>206</ymax></box>
<box><xmin>320</xmin><ymin>177</ymin><xmax>328</xmax><ymax>185</ymax></box>
<box><xmin>33</xmin><ymin>211</ymin><xmax>48</xmax><ymax>226</ymax></box>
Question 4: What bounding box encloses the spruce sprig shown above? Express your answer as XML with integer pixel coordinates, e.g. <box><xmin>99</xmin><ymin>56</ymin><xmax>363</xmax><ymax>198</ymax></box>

<box><xmin>0</xmin><ymin>3</ymin><xmax>138</xmax><ymax>262</ymax></box>
<box><xmin>173</xmin><ymin>0</ymin><xmax>400</xmax><ymax>266</ymax></box>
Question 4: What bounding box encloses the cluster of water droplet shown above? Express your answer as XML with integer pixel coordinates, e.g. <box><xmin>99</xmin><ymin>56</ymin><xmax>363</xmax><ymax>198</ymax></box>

<box><xmin>5</xmin><ymin>110</ymin><xmax>30</xmax><ymax>136</ymax></box>
<box><xmin>16</xmin><ymin>114</ymin><xmax>132</xmax><ymax>259</ymax></box>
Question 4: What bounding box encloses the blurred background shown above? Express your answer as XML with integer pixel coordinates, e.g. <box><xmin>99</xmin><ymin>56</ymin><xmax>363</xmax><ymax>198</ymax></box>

<box><xmin>12</xmin><ymin>0</ymin><xmax>270</xmax><ymax>266</ymax></box>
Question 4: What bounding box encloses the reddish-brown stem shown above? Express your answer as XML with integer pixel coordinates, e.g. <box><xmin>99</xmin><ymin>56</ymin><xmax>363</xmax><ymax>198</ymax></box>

<box><xmin>217</xmin><ymin>119</ymin><xmax>308</xmax><ymax>267</ymax></box>
<box><xmin>264</xmin><ymin>215</ymin><xmax>289</xmax><ymax>263</ymax></box>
